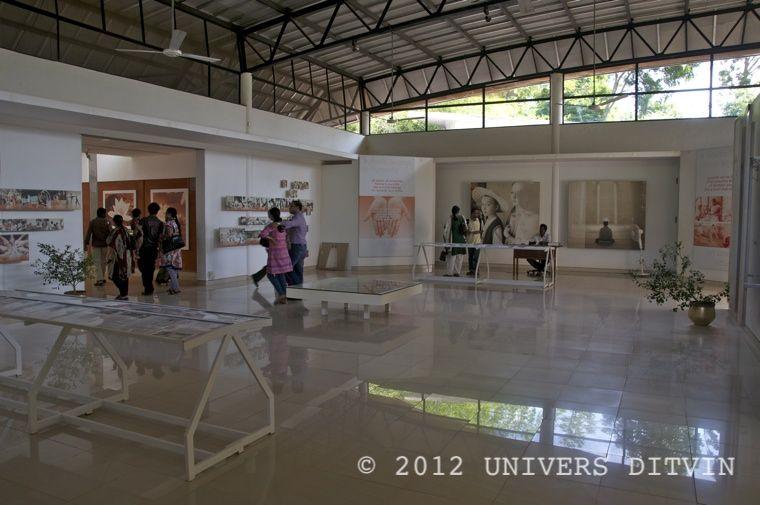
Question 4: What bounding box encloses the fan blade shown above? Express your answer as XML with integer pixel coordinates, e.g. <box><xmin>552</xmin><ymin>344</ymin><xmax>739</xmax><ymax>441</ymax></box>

<box><xmin>183</xmin><ymin>53</ymin><xmax>222</xmax><ymax>63</ymax></box>
<box><xmin>116</xmin><ymin>49</ymin><xmax>163</xmax><ymax>54</ymax></box>
<box><xmin>169</xmin><ymin>29</ymin><xmax>187</xmax><ymax>51</ymax></box>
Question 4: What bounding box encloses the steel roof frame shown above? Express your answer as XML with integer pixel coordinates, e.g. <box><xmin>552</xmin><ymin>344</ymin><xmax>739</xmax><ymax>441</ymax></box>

<box><xmin>363</xmin><ymin>3</ymin><xmax>760</xmax><ymax>111</ymax></box>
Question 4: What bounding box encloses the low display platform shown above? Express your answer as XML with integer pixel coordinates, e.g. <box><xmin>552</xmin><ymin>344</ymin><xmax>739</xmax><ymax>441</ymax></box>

<box><xmin>287</xmin><ymin>278</ymin><xmax>423</xmax><ymax>319</ymax></box>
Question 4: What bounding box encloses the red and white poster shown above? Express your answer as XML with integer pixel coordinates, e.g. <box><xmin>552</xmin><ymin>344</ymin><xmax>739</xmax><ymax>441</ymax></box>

<box><xmin>359</xmin><ymin>156</ymin><xmax>415</xmax><ymax>257</ymax></box>
<box><xmin>693</xmin><ymin>150</ymin><xmax>732</xmax><ymax>271</ymax></box>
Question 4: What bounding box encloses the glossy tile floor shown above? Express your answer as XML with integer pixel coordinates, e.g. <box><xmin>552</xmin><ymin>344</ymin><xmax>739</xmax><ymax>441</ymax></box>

<box><xmin>0</xmin><ymin>271</ymin><xmax>759</xmax><ymax>505</ymax></box>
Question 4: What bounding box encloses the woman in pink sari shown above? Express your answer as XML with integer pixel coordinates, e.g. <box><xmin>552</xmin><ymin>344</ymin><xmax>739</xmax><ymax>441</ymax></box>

<box><xmin>259</xmin><ymin>207</ymin><xmax>293</xmax><ymax>304</ymax></box>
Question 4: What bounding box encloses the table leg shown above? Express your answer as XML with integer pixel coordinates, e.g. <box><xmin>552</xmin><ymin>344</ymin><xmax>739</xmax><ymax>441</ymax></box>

<box><xmin>344</xmin><ymin>303</ymin><xmax>349</xmax><ymax>312</ymax></box>
<box><xmin>363</xmin><ymin>305</ymin><xmax>370</xmax><ymax>320</ymax></box>
<box><xmin>553</xmin><ymin>247</ymin><xmax>557</xmax><ymax>285</ymax></box>
<box><xmin>0</xmin><ymin>329</ymin><xmax>22</xmax><ymax>377</ymax></box>
<box><xmin>185</xmin><ymin>334</ymin><xmax>230</xmax><ymax>481</ymax></box>
<box><xmin>28</xmin><ymin>326</ymin><xmax>70</xmax><ymax>433</ymax></box>
<box><xmin>321</xmin><ymin>301</ymin><xmax>328</xmax><ymax>316</ymax></box>
<box><xmin>92</xmin><ymin>331</ymin><xmax>130</xmax><ymax>402</ymax></box>
<box><xmin>384</xmin><ymin>303</ymin><xmax>390</xmax><ymax>314</ymax></box>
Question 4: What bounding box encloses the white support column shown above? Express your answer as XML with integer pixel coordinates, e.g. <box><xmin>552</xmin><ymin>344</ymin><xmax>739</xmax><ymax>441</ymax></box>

<box><xmin>241</xmin><ymin>72</ymin><xmax>253</xmax><ymax>134</ymax></box>
<box><xmin>87</xmin><ymin>153</ymin><xmax>98</xmax><ymax>219</ymax></box>
<box><xmin>550</xmin><ymin>73</ymin><xmax>563</xmax><ymax>240</ymax></box>
<box><xmin>360</xmin><ymin>111</ymin><xmax>370</xmax><ymax>136</ymax></box>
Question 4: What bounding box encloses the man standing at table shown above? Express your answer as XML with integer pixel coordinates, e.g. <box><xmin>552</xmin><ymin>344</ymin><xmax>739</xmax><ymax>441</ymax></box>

<box><xmin>283</xmin><ymin>200</ymin><xmax>308</xmax><ymax>286</ymax></box>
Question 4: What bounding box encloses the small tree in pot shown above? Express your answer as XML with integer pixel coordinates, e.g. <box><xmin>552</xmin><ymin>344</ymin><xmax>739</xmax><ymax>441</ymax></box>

<box><xmin>633</xmin><ymin>242</ymin><xmax>729</xmax><ymax>326</ymax></box>
<box><xmin>33</xmin><ymin>243</ymin><xmax>94</xmax><ymax>295</ymax></box>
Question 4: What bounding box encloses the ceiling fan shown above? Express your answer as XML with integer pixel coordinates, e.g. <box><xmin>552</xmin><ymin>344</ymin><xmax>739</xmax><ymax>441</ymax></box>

<box><xmin>116</xmin><ymin>0</ymin><xmax>220</xmax><ymax>63</ymax></box>
<box><xmin>386</xmin><ymin>30</ymin><xmax>424</xmax><ymax>124</ymax></box>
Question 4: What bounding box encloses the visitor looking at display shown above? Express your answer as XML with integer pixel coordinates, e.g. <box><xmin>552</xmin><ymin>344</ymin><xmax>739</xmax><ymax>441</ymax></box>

<box><xmin>443</xmin><ymin>205</ymin><xmax>467</xmax><ymax>277</ymax></box>
<box><xmin>85</xmin><ymin>207</ymin><xmax>111</xmax><ymax>287</ymax></box>
<box><xmin>259</xmin><ymin>207</ymin><xmax>293</xmax><ymax>304</ymax></box>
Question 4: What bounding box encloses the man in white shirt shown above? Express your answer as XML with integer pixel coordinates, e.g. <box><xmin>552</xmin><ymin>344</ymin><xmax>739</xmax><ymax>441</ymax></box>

<box><xmin>527</xmin><ymin>223</ymin><xmax>551</xmax><ymax>274</ymax></box>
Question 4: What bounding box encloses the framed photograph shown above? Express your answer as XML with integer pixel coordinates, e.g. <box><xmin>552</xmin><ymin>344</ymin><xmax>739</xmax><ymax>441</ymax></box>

<box><xmin>280</xmin><ymin>180</ymin><xmax>288</xmax><ymax>188</ymax></box>
<box><xmin>150</xmin><ymin>188</ymin><xmax>190</xmax><ymax>251</ymax></box>
<box><xmin>470</xmin><ymin>181</ymin><xmax>540</xmax><ymax>245</ymax></box>
<box><xmin>0</xmin><ymin>234</ymin><xmax>30</xmax><ymax>263</ymax></box>
<box><xmin>567</xmin><ymin>180</ymin><xmax>647</xmax><ymax>250</ymax></box>
<box><xmin>103</xmin><ymin>190</ymin><xmax>137</xmax><ymax>223</ymax></box>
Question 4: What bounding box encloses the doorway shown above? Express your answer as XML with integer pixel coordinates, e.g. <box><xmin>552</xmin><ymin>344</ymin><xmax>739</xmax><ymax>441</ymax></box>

<box><xmin>81</xmin><ymin>137</ymin><xmax>199</xmax><ymax>273</ymax></box>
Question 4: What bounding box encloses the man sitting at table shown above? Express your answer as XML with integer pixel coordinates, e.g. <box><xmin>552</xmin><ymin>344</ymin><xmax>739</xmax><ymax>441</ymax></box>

<box><xmin>527</xmin><ymin>223</ymin><xmax>551</xmax><ymax>276</ymax></box>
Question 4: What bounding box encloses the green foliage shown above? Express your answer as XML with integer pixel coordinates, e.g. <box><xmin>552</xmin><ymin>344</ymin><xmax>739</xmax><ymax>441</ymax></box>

<box><xmin>32</xmin><ymin>243</ymin><xmax>94</xmax><ymax>293</ymax></box>
<box><xmin>633</xmin><ymin>242</ymin><xmax>729</xmax><ymax>311</ymax></box>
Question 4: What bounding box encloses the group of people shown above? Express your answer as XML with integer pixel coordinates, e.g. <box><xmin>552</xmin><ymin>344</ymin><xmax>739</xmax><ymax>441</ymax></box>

<box><xmin>251</xmin><ymin>200</ymin><xmax>309</xmax><ymax>304</ymax></box>
<box><xmin>443</xmin><ymin>205</ymin><xmax>551</xmax><ymax>277</ymax></box>
<box><xmin>85</xmin><ymin>202</ymin><xmax>183</xmax><ymax>300</ymax></box>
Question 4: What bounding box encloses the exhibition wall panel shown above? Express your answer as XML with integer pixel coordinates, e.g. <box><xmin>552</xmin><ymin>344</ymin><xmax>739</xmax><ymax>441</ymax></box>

<box><xmin>437</xmin><ymin>157</ymin><xmax>680</xmax><ymax>272</ymax></box>
<box><xmin>0</xmin><ymin>125</ymin><xmax>84</xmax><ymax>291</ymax></box>
<box><xmin>201</xmin><ymin>150</ymin><xmax>321</xmax><ymax>281</ymax></box>
<box><xmin>321</xmin><ymin>156</ymin><xmax>436</xmax><ymax>269</ymax></box>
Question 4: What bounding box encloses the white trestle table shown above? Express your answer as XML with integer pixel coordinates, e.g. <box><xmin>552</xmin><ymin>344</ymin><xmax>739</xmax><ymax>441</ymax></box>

<box><xmin>412</xmin><ymin>241</ymin><xmax>558</xmax><ymax>289</ymax></box>
<box><xmin>0</xmin><ymin>290</ymin><xmax>273</xmax><ymax>481</ymax></box>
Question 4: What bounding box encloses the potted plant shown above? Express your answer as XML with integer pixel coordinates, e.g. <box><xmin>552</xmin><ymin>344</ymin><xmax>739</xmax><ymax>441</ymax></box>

<box><xmin>32</xmin><ymin>243</ymin><xmax>94</xmax><ymax>295</ymax></box>
<box><xmin>633</xmin><ymin>242</ymin><xmax>729</xmax><ymax>326</ymax></box>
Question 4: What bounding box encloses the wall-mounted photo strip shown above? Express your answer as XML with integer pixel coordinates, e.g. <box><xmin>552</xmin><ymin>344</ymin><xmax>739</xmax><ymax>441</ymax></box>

<box><xmin>0</xmin><ymin>188</ymin><xmax>81</xmax><ymax>211</ymax></box>
<box><xmin>103</xmin><ymin>190</ymin><xmax>136</xmax><ymax>223</ymax></box>
<box><xmin>0</xmin><ymin>234</ymin><xmax>30</xmax><ymax>263</ymax></box>
<box><xmin>290</xmin><ymin>181</ymin><xmax>309</xmax><ymax>190</ymax></box>
<box><xmin>218</xmin><ymin>227</ymin><xmax>261</xmax><ymax>247</ymax></box>
<box><xmin>222</xmin><ymin>196</ymin><xmax>314</xmax><ymax>215</ymax></box>
<box><xmin>238</xmin><ymin>216</ymin><xmax>269</xmax><ymax>226</ymax></box>
<box><xmin>285</xmin><ymin>189</ymin><xmax>298</xmax><ymax>198</ymax></box>
<box><xmin>0</xmin><ymin>218</ymin><xmax>64</xmax><ymax>232</ymax></box>
<box><xmin>567</xmin><ymin>180</ymin><xmax>647</xmax><ymax>250</ymax></box>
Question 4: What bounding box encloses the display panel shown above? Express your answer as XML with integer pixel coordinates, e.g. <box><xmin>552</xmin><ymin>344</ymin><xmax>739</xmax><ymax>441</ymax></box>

<box><xmin>359</xmin><ymin>157</ymin><xmax>416</xmax><ymax>257</ymax></box>
<box><xmin>0</xmin><ymin>234</ymin><xmax>29</xmax><ymax>263</ymax></box>
<box><xmin>222</xmin><ymin>196</ymin><xmax>314</xmax><ymax>215</ymax></box>
<box><xmin>0</xmin><ymin>188</ymin><xmax>81</xmax><ymax>211</ymax></box>
<box><xmin>103</xmin><ymin>190</ymin><xmax>136</xmax><ymax>223</ymax></box>
<box><xmin>150</xmin><ymin>188</ymin><xmax>190</xmax><ymax>250</ymax></box>
<box><xmin>218</xmin><ymin>227</ymin><xmax>261</xmax><ymax>247</ymax></box>
<box><xmin>0</xmin><ymin>218</ymin><xmax>63</xmax><ymax>232</ymax></box>
<box><xmin>470</xmin><ymin>181</ymin><xmax>540</xmax><ymax>244</ymax></box>
<box><xmin>566</xmin><ymin>180</ymin><xmax>647</xmax><ymax>250</ymax></box>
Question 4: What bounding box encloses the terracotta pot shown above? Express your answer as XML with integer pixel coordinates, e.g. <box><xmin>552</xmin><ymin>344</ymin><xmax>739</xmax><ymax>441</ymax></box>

<box><xmin>688</xmin><ymin>302</ymin><xmax>716</xmax><ymax>327</ymax></box>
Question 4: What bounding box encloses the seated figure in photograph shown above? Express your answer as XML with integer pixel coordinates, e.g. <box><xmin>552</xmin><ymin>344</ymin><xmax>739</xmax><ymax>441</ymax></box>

<box><xmin>527</xmin><ymin>223</ymin><xmax>551</xmax><ymax>276</ymax></box>
<box><xmin>595</xmin><ymin>218</ymin><xmax>616</xmax><ymax>246</ymax></box>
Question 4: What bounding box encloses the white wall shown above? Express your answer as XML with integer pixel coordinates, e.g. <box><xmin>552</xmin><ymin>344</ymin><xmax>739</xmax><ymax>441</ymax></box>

<box><xmin>363</xmin><ymin>118</ymin><xmax>735</xmax><ymax>158</ymax></box>
<box><xmin>0</xmin><ymin>49</ymin><xmax>362</xmax><ymax>160</ymax></box>
<box><xmin>201</xmin><ymin>150</ymin><xmax>322</xmax><ymax>281</ymax></box>
<box><xmin>0</xmin><ymin>125</ymin><xmax>84</xmax><ymax>290</ymax></box>
<box><xmin>89</xmin><ymin>151</ymin><xmax>199</xmax><ymax>182</ymax></box>
<box><xmin>437</xmin><ymin>156</ymin><xmax>680</xmax><ymax>270</ymax></box>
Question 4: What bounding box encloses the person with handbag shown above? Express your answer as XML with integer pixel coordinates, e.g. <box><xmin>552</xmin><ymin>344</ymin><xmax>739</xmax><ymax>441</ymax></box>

<box><xmin>259</xmin><ymin>207</ymin><xmax>293</xmax><ymax>305</ymax></box>
<box><xmin>105</xmin><ymin>215</ymin><xmax>133</xmax><ymax>300</ymax></box>
<box><xmin>159</xmin><ymin>207</ymin><xmax>184</xmax><ymax>295</ymax></box>
<box><xmin>442</xmin><ymin>205</ymin><xmax>468</xmax><ymax>277</ymax></box>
